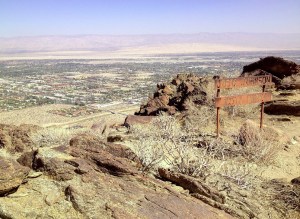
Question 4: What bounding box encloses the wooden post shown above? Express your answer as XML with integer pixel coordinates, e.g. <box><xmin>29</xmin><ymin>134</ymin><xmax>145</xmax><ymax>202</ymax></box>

<box><xmin>260</xmin><ymin>85</ymin><xmax>265</xmax><ymax>129</ymax></box>
<box><xmin>216</xmin><ymin>88</ymin><xmax>220</xmax><ymax>137</ymax></box>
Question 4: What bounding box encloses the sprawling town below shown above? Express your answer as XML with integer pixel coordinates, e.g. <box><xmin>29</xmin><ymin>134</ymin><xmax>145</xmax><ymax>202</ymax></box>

<box><xmin>0</xmin><ymin>51</ymin><xmax>299</xmax><ymax>116</ymax></box>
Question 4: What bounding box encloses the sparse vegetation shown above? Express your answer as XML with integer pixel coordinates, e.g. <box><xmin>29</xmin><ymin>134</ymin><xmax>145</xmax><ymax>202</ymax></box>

<box><xmin>130</xmin><ymin>110</ymin><xmax>281</xmax><ymax>175</ymax></box>
<box><xmin>31</xmin><ymin>126</ymin><xmax>108</xmax><ymax>148</ymax></box>
<box><xmin>218</xmin><ymin>161</ymin><xmax>258</xmax><ymax>189</ymax></box>
<box><xmin>130</xmin><ymin>114</ymin><xmax>213</xmax><ymax>176</ymax></box>
<box><xmin>129</xmin><ymin>104</ymin><xmax>296</xmax><ymax>218</ymax></box>
<box><xmin>31</xmin><ymin>127</ymin><xmax>76</xmax><ymax>147</ymax></box>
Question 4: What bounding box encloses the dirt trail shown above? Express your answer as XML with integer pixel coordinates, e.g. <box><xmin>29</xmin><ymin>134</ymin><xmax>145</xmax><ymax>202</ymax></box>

<box><xmin>43</xmin><ymin>106</ymin><xmax>138</xmax><ymax>128</ymax></box>
<box><xmin>0</xmin><ymin>104</ymin><xmax>139</xmax><ymax>128</ymax></box>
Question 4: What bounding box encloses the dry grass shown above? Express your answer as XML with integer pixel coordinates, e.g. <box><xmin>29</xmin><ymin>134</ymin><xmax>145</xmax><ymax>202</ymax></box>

<box><xmin>31</xmin><ymin>127</ymin><xmax>76</xmax><ymax>147</ymax></box>
<box><xmin>0</xmin><ymin>148</ymin><xmax>13</xmax><ymax>158</ymax></box>
<box><xmin>30</xmin><ymin>126</ymin><xmax>104</xmax><ymax>148</ymax></box>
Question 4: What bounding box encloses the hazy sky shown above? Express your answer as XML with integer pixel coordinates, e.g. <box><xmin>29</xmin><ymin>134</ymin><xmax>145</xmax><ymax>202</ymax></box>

<box><xmin>0</xmin><ymin>0</ymin><xmax>300</xmax><ymax>37</ymax></box>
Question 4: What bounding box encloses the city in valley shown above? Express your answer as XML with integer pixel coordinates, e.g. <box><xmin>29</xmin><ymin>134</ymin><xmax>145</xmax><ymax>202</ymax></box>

<box><xmin>1</xmin><ymin>51</ymin><xmax>299</xmax><ymax>117</ymax></box>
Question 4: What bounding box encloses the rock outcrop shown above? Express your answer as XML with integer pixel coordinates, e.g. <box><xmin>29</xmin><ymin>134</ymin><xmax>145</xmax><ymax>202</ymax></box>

<box><xmin>0</xmin><ymin>126</ymin><xmax>233</xmax><ymax>219</ymax></box>
<box><xmin>158</xmin><ymin>168</ymin><xmax>225</xmax><ymax>204</ymax></box>
<box><xmin>241</xmin><ymin>56</ymin><xmax>300</xmax><ymax>87</ymax></box>
<box><xmin>291</xmin><ymin>176</ymin><xmax>300</xmax><ymax>185</ymax></box>
<box><xmin>136</xmin><ymin>73</ymin><xmax>212</xmax><ymax>116</ymax></box>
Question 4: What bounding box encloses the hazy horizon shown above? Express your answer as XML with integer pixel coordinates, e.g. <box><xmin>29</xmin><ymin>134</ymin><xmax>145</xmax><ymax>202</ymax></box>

<box><xmin>1</xmin><ymin>32</ymin><xmax>300</xmax><ymax>39</ymax></box>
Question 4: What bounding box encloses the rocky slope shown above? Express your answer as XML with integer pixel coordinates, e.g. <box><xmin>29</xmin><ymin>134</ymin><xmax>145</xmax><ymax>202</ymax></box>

<box><xmin>0</xmin><ymin>125</ymin><xmax>232</xmax><ymax>219</ymax></box>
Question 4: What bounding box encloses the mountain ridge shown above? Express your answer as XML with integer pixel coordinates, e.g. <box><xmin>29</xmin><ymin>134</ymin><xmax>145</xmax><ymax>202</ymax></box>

<box><xmin>1</xmin><ymin>33</ymin><xmax>300</xmax><ymax>54</ymax></box>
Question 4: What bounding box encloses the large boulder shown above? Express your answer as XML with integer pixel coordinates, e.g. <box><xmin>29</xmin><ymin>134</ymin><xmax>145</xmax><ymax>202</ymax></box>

<box><xmin>0</xmin><ymin>157</ymin><xmax>30</xmax><ymax>196</ymax></box>
<box><xmin>33</xmin><ymin>156</ymin><xmax>76</xmax><ymax>181</ymax></box>
<box><xmin>291</xmin><ymin>176</ymin><xmax>300</xmax><ymax>185</ymax></box>
<box><xmin>124</xmin><ymin>115</ymin><xmax>154</xmax><ymax>127</ymax></box>
<box><xmin>277</xmin><ymin>82</ymin><xmax>300</xmax><ymax>90</ymax></box>
<box><xmin>70</xmin><ymin>142</ymin><xmax>138</xmax><ymax>176</ymax></box>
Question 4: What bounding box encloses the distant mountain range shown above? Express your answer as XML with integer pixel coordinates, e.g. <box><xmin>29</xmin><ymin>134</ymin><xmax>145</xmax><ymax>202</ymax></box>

<box><xmin>0</xmin><ymin>33</ymin><xmax>299</xmax><ymax>56</ymax></box>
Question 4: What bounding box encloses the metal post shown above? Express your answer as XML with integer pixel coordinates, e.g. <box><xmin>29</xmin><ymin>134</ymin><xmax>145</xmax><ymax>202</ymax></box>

<box><xmin>260</xmin><ymin>85</ymin><xmax>265</xmax><ymax>129</ymax></box>
<box><xmin>216</xmin><ymin>88</ymin><xmax>220</xmax><ymax>137</ymax></box>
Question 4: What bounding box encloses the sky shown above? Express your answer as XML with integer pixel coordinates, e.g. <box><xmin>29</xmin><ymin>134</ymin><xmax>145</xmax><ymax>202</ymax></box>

<box><xmin>0</xmin><ymin>0</ymin><xmax>300</xmax><ymax>37</ymax></box>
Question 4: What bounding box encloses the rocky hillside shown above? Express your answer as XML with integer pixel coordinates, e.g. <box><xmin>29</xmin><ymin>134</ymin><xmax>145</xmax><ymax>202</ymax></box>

<box><xmin>0</xmin><ymin>125</ymin><xmax>232</xmax><ymax>218</ymax></box>
<box><xmin>0</xmin><ymin>56</ymin><xmax>299</xmax><ymax>219</ymax></box>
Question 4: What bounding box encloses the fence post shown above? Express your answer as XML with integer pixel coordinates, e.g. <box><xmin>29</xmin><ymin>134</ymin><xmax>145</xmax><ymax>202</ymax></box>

<box><xmin>260</xmin><ymin>85</ymin><xmax>266</xmax><ymax>129</ymax></box>
<box><xmin>216</xmin><ymin>88</ymin><xmax>220</xmax><ymax>137</ymax></box>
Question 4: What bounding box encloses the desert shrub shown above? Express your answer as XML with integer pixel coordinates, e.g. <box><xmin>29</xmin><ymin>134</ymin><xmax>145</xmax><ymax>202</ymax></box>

<box><xmin>132</xmin><ymin>135</ymin><xmax>165</xmax><ymax>172</ymax></box>
<box><xmin>217</xmin><ymin>161</ymin><xmax>258</xmax><ymax>189</ymax></box>
<box><xmin>198</xmin><ymin>137</ymin><xmax>233</xmax><ymax>160</ymax></box>
<box><xmin>236</xmin><ymin>124</ymin><xmax>281</xmax><ymax>165</ymax></box>
<box><xmin>130</xmin><ymin>113</ymin><xmax>213</xmax><ymax>176</ymax></box>
<box><xmin>224</xmin><ymin>104</ymin><xmax>259</xmax><ymax>118</ymax></box>
<box><xmin>130</xmin><ymin>115</ymin><xmax>181</xmax><ymax>172</ymax></box>
<box><xmin>184</xmin><ymin>101</ymin><xmax>216</xmax><ymax>135</ymax></box>
<box><xmin>171</xmin><ymin>148</ymin><xmax>213</xmax><ymax>178</ymax></box>
<box><xmin>31</xmin><ymin>127</ymin><xmax>76</xmax><ymax>147</ymax></box>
